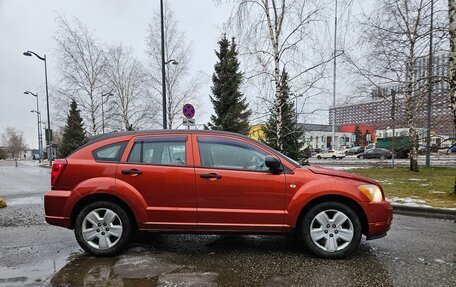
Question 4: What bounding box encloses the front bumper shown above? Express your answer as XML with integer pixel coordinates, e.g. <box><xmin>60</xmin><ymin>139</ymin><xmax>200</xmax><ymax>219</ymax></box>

<box><xmin>363</xmin><ymin>200</ymin><xmax>393</xmax><ymax>239</ymax></box>
<box><xmin>44</xmin><ymin>189</ymin><xmax>73</xmax><ymax>228</ymax></box>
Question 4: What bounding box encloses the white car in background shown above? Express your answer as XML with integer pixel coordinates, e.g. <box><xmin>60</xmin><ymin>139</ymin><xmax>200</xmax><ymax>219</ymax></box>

<box><xmin>315</xmin><ymin>149</ymin><xmax>346</xmax><ymax>160</ymax></box>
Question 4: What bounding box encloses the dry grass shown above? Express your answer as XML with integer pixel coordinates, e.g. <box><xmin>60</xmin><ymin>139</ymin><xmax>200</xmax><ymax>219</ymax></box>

<box><xmin>347</xmin><ymin>167</ymin><xmax>456</xmax><ymax>208</ymax></box>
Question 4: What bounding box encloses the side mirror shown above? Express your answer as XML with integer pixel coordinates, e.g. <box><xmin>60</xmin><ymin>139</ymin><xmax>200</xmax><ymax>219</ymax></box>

<box><xmin>265</xmin><ymin>155</ymin><xmax>283</xmax><ymax>173</ymax></box>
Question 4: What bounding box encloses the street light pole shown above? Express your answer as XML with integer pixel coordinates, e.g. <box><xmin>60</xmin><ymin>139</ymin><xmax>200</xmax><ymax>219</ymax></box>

<box><xmin>23</xmin><ymin>50</ymin><xmax>52</xmax><ymax>166</ymax></box>
<box><xmin>425</xmin><ymin>0</ymin><xmax>434</xmax><ymax>168</ymax></box>
<box><xmin>331</xmin><ymin>0</ymin><xmax>338</xmax><ymax>150</ymax></box>
<box><xmin>24</xmin><ymin>91</ymin><xmax>42</xmax><ymax>163</ymax></box>
<box><xmin>30</xmin><ymin>110</ymin><xmax>41</xmax><ymax>163</ymax></box>
<box><xmin>160</xmin><ymin>0</ymin><xmax>167</xmax><ymax>129</ymax></box>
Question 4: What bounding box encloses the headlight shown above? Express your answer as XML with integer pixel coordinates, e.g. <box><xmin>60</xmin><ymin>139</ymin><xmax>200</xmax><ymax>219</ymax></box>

<box><xmin>357</xmin><ymin>184</ymin><xmax>383</xmax><ymax>202</ymax></box>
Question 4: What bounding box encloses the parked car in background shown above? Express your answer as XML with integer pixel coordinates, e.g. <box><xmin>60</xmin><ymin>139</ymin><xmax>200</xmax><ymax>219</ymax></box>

<box><xmin>315</xmin><ymin>149</ymin><xmax>346</xmax><ymax>159</ymax></box>
<box><xmin>346</xmin><ymin>146</ymin><xmax>365</xmax><ymax>155</ymax></box>
<box><xmin>44</xmin><ymin>130</ymin><xmax>392</xmax><ymax>259</ymax></box>
<box><xmin>447</xmin><ymin>144</ymin><xmax>456</xmax><ymax>154</ymax></box>
<box><xmin>311</xmin><ymin>148</ymin><xmax>322</xmax><ymax>154</ymax></box>
<box><xmin>357</xmin><ymin>148</ymin><xmax>392</xmax><ymax>160</ymax></box>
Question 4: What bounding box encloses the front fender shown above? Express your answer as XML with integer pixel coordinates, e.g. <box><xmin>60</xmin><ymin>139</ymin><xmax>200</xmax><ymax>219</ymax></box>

<box><xmin>285</xmin><ymin>177</ymin><xmax>368</xmax><ymax>227</ymax></box>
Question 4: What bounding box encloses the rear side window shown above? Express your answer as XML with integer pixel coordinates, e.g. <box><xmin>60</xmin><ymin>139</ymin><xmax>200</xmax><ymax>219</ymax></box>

<box><xmin>127</xmin><ymin>136</ymin><xmax>187</xmax><ymax>166</ymax></box>
<box><xmin>92</xmin><ymin>142</ymin><xmax>127</xmax><ymax>162</ymax></box>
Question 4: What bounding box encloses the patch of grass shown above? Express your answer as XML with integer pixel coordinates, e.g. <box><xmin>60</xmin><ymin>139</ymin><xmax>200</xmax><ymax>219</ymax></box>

<box><xmin>0</xmin><ymin>198</ymin><xmax>6</xmax><ymax>208</ymax></box>
<box><xmin>347</xmin><ymin>167</ymin><xmax>456</xmax><ymax>208</ymax></box>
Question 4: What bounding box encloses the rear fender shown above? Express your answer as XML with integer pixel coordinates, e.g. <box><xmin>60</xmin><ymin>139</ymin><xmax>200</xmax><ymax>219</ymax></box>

<box><xmin>64</xmin><ymin>177</ymin><xmax>148</xmax><ymax>228</ymax></box>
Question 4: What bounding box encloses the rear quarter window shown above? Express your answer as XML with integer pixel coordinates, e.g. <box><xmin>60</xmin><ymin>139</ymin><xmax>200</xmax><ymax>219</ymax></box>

<box><xmin>92</xmin><ymin>141</ymin><xmax>127</xmax><ymax>162</ymax></box>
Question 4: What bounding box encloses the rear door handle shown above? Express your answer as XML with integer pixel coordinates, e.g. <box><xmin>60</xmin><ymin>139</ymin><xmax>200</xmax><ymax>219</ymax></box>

<box><xmin>121</xmin><ymin>168</ymin><xmax>142</xmax><ymax>175</ymax></box>
<box><xmin>200</xmin><ymin>173</ymin><xmax>222</xmax><ymax>179</ymax></box>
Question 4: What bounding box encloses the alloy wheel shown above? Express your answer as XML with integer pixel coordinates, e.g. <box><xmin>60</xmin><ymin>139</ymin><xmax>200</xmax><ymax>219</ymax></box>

<box><xmin>309</xmin><ymin>209</ymin><xmax>354</xmax><ymax>252</ymax></box>
<box><xmin>82</xmin><ymin>208</ymin><xmax>123</xmax><ymax>250</ymax></box>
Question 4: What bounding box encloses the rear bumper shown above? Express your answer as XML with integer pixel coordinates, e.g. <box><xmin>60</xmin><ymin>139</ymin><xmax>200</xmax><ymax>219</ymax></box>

<box><xmin>44</xmin><ymin>189</ymin><xmax>72</xmax><ymax>228</ymax></box>
<box><xmin>363</xmin><ymin>200</ymin><xmax>393</xmax><ymax>239</ymax></box>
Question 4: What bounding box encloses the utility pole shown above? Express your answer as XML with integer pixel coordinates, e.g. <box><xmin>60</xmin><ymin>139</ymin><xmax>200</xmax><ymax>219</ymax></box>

<box><xmin>331</xmin><ymin>0</ymin><xmax>338</xmax><ymax>149</ymax></box>
<box><xmin>160</xmin><ymin>0</ymin><xmax>167</xmax><ymax>129</ymax></box>
<box><xmin>425</xmin><ymin>0</ymin><xmax>434</xmax><ymax>168</ymax></box>
<box><xmin>391</xmin><ymin>89</ymin><xmax>396</xmax><ymax>168</ymax></box>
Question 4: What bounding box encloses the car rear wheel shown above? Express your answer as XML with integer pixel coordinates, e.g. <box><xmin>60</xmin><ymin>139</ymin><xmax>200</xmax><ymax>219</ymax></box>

<box><xmin>75</xmin><ymin>201</ymin><xmax>132</xmax><ymax>256</ymax></box>
<box><xmin>359</xmin><ymin>155</ymin><xmax>364</xmax><ymax>160</ymax></box>
<box><xmin>317</xmin><ymin>155</ymin><xmax>321</xmax><ymax>160</ymax></box>
<box><xmin>300</xmin><ymin>202</ymin><xmax>362</xmax><ymax>259</ymax></box>
<box><xmin>332</xmin><ymin>155</ymin><xmax>336</xmax><ymax>160</ymax></box>
<box><xmin>380</xmin><ymin>155</ymin><xmax>385</xmax><ymax>160</ymax></box>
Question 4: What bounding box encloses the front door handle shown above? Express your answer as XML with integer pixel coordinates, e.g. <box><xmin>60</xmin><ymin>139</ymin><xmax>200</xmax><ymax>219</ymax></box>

<box><xmin>200</xmin><ymin>173</ymin><xmax>222</xmax><ymax>180</ymax></box>
<box><xmin>121</xmin><ymin>168</ymin><xmax>143</xmax><ymax>175</ymax></box>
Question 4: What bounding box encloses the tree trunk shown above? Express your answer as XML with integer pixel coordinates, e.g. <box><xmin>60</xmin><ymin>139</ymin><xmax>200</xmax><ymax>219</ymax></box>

<box><xmin>449</xmin><ymin>0</ymin><xmax>456</xmax><ymax>192</ymax></box>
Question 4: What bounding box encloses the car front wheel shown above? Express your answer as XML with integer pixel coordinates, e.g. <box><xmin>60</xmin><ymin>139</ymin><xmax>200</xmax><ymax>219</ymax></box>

<box><xmin>359</xmin><ymin>155</ymin><xmax>364</xmax><ymax>160</ymax></box>
<box><xmin>74</xmin><ymin>201</ymin><xmax>132</xmax><ymax>256</ymax></box>
<box><xmin>300</xmin><ymin>202</ymin><xmax>362</xmax><ymax>259</ymax></box>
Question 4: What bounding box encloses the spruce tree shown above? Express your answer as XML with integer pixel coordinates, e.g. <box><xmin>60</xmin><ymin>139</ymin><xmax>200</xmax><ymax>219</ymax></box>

<box><xmin>354</xmin><ymin>125</ymin><xmax>363</xmax><ymax>146</ymax></box>
<box><xmin>206</xmin><ymin>35</ymin><xmax>251</xmax><ymax>134</ymax></box>
<box><xmin>264</xmin><ymin>69</ymin><xmax>304</xmax><ymax>161</ymax></box>
<box><xmin>59</xmin><ymin>99</ymin><xmax>87</xmax><ymax>157</ymax></box>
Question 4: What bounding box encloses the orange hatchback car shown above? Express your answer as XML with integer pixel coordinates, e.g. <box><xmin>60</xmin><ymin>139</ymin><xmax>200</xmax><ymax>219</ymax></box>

<box><xmin>44</xmin><ymin>130</ymin><xmax>392</xmax><ymax>258</ymax></box>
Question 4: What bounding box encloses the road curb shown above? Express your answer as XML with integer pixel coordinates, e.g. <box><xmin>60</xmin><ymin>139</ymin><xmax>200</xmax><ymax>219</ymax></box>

<box><xmin>392</xmin><ymin>204</ymin><xmax>456</xmax><ymax>220</ymax></box>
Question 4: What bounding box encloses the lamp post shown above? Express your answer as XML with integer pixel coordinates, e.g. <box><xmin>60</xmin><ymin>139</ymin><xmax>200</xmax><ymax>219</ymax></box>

<box><xmin>25</xmin><ymin>91</ymin><xmax>42</xmax><ymax>162</ymax></box>
<box><xmin>160</xmin><ymin>0</ymin><xmax>167</xmax><ymax>129</ymax></box>
<box><xmin>30</xmin><ymin>110</ymin><xmax>42</xmax><ymax>163</ymax></box>
<box><xmin>290</xmin><ymin>93</ymin><xmax>304</xmax><ymax>124</ymax></box>
<box><xmin>331</xmin><ymin>0</ymin><xmax>338</xmax><ymax>150</ymax></box>
<box><xmin>23</xmin><ymin>50</ymin><xmax>52</xmax><ymax>166</ymax></box>
<box><xmin>101</xmin><ymin>93</ymin><xmax>113</xmax><ymax>134</ymax></box>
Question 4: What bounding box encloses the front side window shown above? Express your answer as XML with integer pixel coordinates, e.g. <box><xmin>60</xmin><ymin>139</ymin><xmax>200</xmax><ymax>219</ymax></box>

<box><xmin>92</xmin><ymin>142</ymin><xmax>127</xmax><ymax>162</ymax></box>
<box><xmin>127</xmin><ymin>137</ymin><xmax>186</xmax><ymax>166</ymax></box>
<box><xmin>198</xmin><ymin>137</ymin><xmax>269</xmax><ymax>171</ymax></box>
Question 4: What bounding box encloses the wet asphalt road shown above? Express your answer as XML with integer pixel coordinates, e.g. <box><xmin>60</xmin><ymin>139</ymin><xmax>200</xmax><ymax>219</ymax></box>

<box><xmin>0</xmin><ymin>161</ymin><xmax>455</xmax><ymax>286</ymax></box>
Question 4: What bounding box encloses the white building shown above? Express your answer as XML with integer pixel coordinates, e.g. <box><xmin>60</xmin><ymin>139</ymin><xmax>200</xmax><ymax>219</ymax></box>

<box><xmin>298</xmin><ymin>124</ymin><xmax>355</xmax><ymax>150</ymax></box>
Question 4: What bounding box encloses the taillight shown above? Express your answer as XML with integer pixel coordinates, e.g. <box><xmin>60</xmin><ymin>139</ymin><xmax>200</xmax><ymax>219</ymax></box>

<box><xmin>51</xmin><ymin>159</ymin><xmax>67</xmax><ymax>187</ymax></box>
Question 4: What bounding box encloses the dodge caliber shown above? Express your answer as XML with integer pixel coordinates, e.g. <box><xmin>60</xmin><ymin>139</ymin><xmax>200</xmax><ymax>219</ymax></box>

<box><xmin>44</xmin><ymin>130</ymin><xmax>392</xmax><ymax>259</ymax></box>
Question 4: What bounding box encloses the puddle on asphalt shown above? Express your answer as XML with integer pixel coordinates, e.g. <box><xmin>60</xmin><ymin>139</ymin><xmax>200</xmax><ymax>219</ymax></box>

<box><xmin>43</xmin><ymin>234</ymin><xmax>393</xmax><ymax>286</ymax></box>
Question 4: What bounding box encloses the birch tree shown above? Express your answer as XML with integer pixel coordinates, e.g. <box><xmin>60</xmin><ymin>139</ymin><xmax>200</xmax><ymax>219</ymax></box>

<box><xmin>146</xmin><ymin>1</ymin><xmax>202</xmax><ymax>129</ymax></box>
<box><xmin>224</xmin><ymin>0</ymin><xmax>333</xmax><ymax>150</ymax></box>
<box><xmin>355</xmin><ymin>0</ymin><xmax>444</xmax><ymax>172</ymax></box>
<box><xmin>449</xmin><ymin>0</ymin><xmax>456</xmax><ymax>138</ymax></box>
<box><xmin>105</xmin><ymin>45</ymin><xmax>158</xmax><ymax>131</ymax></box>
<box><xmin>54</xmin><ymin>16</ymin><xmax>107</xmax><ymax>135</ymax></box>
<box><xmin>2</xmin><ymin>127</ymin><xmax>27</xmax><ymax>167</ymax></box>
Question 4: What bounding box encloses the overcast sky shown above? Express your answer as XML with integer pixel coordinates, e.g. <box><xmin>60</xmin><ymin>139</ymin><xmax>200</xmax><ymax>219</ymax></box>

<box><xmin>0</xmin><ymin>0</ymin><xmax>372</xmax><ymax>149</ymax></box>
<box><xmin>0</xmin><ymin>0</ymin><xmax>236</xmax><ymax>148</ymax></box>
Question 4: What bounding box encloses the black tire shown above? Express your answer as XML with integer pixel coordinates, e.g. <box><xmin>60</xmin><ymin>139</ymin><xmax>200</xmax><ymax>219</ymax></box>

<box><xmin>317</xmin><ymin>155</ymin><xmax>321</xmax><ymax>160</ymax></box>
<box><xmin>380</xmin><ymin>155</ymin><xmax>385</xmax><ymax>160</ymax></box>
<box><xmin>300</xmin><ymin>202</ymin><xmax>362</xmax><ymax>259</ymax></box>
<box><xmin>74</xmin><ymin>201</ymin><xmax>132</xmax><ymax>256</ymax></box>
<box><xmin>359</xmin><ymin>155</ymin><xmax>364</xmax><ymax>160</ymax></box>
<box><xmin>332</xmin><ymin>155</ymin><xmax>336</xmax><ymax>160</ymax></box>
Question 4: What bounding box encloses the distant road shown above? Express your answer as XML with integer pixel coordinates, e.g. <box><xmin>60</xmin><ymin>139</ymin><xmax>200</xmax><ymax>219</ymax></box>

<box><xmin>308</xmin><ymin>155</ymin><xmax>456</xmax><ymax>167</ymax></box>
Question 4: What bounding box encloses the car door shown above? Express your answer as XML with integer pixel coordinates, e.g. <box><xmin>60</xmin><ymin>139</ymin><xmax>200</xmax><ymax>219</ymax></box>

<box><xmin>193</xmin><ymin>135</ymin><xmax>286</xmax><ymax>232</ymax></box>
<box><xmin>116</xmin><ymin>134</ymin><xmax>197</xmax><ymax>230</ymax></box>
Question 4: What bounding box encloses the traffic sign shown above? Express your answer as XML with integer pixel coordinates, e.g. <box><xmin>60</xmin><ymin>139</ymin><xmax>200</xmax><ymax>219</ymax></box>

<box><xmin>182</xmin><ymin>103</ymin><xmax>195</xmax><ymax>119</ymax></box>
<box><xmin>183</xmin><ymin>118</ymin><xmax>195</xmax><ymax>126</ymax></box>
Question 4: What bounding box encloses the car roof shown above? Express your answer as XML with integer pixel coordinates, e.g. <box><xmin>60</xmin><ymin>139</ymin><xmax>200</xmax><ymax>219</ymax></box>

<box><xmin>84</xmin><ymin>129</ymin><xmax>253</xmax><ymax>146</ymax></box>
